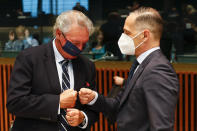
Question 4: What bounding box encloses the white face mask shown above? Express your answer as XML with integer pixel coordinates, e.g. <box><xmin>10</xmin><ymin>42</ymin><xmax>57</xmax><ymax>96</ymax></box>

<box><xmin>118</xmin><ymin>32</ymin><xmax>144</xmax><ymax>55</ymax></box>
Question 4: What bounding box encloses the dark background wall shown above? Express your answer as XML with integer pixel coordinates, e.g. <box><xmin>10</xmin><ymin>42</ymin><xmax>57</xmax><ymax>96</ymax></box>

<box><xmin>89</xmin><ymin>0</ymin><xmax>197</xmax><ymax>20</ymax></box>
<box><xmin>0</xmin><ymin>0</ymin><xmax>22</xmax><ymax>12</ymax></box>
<box><xmin>1</xmin><ymin>0</ymin><xmax>197</xmax><ymax>21</ymax></box>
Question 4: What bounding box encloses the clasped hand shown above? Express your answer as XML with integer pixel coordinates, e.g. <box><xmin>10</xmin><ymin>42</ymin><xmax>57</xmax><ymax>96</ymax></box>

<box><xmin>60</xmin><ymin>88</ymin><xmax>96</xmax><ymax>108</ymax></box>
<box><xmin>60</xmin><ymin>89</ymin><xmax>77</xmax><ymax>108</ymax></box>
<box><xmin>59</xmin><ymin>88</ymin><xmax>96</xmax><ymax>127</ymax></box>
<box><xmin>78</xmin><ymin>88</ymin><xmax>96</xmax><ymax>105</ymax></box>
<box><xmin>66</xmin><ymin>108</ymin><xmax>85</xmax><ymax>127</ymax></box>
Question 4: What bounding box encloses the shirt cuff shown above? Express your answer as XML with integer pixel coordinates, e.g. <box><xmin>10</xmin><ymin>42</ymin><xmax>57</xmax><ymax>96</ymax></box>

<box><xmin>78</xmin><ymin>111</ymin><xmax>88</xmax><ymax>129</ymax></box>
<box><xmin>88</xmin><ymin>91</ymin><xmax>98</xmax><ymax>105</ymax></box>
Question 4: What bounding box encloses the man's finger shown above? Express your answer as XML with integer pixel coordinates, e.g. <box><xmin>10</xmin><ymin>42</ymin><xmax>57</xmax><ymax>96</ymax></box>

<box><xmin>80</xmin><ymin>88</ymin><xmax>91</xmax><ymax>93</ymax></box>
<box><xmin>67</xmin><ymin>89</ymin><xmax>74</xmax><ymax>92</ymax></box>
<box><xmin>67</xmin><ymin>111</ymin><xmax>74</xmax><ymax>116</ymax></box>
<box><xmin>71</xmin><ymin>91</ymin><xmax>77</xmax><ymax>96</ymax></box>
<box><xmin>79</xmin><ymin>90</ymin><xmax>88</xmax><ymax>95</ymax></box>
<box><xmin>67</xmin><ymin>108</ymin><xmax>77</xmax><ymax>112</ymax></box>
<box><xmin>67</xmin><ymin>109</ymin><xmax>78</xmax><ymax>116</ymax></box>
<box><xmin>80</xmin><ymin>97</ymin><xmax>89</xmax><ymax>102</ymax></box>
<box><xmin>66</xmin><ymin>115</ymin><xmax>72</xmax><ymax>121</ymax></box>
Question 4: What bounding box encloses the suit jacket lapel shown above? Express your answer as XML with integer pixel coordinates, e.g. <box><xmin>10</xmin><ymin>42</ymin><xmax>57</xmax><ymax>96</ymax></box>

<box><xmin>44</xmin><ymin>42</ymin><xmax>61</xmax><ymax>94</ymax></box>
<box><xmin>72</xmin><ymin>57</ymin><xmax>85</xmax><ymax>91</ymax></box>
<box><xmin>119</xmin><ymin>50</ymin><xmax>160</xmax><ymax>108</ymax></box>
<box><xmin>119</xmin><ymin>65</ymin><xmax>144</xmax><ymax>108</ymax></box>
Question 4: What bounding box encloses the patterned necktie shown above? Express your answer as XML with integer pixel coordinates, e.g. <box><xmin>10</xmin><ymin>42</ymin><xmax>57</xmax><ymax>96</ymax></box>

<box><xmin>127</xmin><ymin>59</ymin><xmax>139</xmax><ymax>81</ymax></box>
<box><xmin>60</xmin><ymin>60</ymin><xmax>70</xmax><ymax>91</ymax></box>
<box><xmin>59</xmin><ymin>60</ymin><xmax>71</xmax><ymax>131</ymax></box>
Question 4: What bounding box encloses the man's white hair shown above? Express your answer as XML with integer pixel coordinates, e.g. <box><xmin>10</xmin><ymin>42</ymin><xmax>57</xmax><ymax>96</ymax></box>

<box><xmin>53</xmin><ymin>10</ymin><xmax>94</xmax><ymax>36</ymax></box>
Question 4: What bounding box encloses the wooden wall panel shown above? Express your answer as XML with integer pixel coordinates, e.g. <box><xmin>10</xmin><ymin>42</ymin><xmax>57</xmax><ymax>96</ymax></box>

<box><xmin>0</xmin><ymin>65</ymin><xmax>4</xmax><ymax>131</ymax></box>
<box><xmin>0</xmin><ymin>64</ymin><xmax>196</xmax><ymax>131</ymax></box>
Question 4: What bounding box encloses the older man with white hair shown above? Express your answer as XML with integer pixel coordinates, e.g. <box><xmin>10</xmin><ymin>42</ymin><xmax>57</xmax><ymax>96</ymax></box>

<box><xmin>7</xmin><ymin>10</ymin><xmax>98</xmax><ymax>131</ymax></box>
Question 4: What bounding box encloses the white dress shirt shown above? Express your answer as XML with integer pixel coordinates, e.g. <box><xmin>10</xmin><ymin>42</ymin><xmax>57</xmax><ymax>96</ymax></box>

<box><xmin>137</xmin><ymin>47</ymin><xmax>160</xmax><ymax>65</ymax></box>
<box><xmin>135</xmin><ymin>47</ymin><xmax>160</xmax><ymax>72</ymax></box>
<box><xmin>52</xmin><ymin>39</ymin><xmax>88</xmax><ymax>129</ymax></box>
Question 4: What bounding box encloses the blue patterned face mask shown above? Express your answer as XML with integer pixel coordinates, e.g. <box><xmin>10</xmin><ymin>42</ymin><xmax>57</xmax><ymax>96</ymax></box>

<box><xmin>62</xmin><ymin>40</ymin><xmax>82</xmax><ymax>56</ymax></box>
<box><xmin>60</xmin><ymin>32</ymin><xmax>86</xmax><ymax>57</ymax></box>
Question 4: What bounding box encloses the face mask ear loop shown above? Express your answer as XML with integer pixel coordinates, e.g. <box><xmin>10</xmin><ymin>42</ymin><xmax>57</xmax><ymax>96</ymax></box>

<box><xmin>132</xmin><ymin>31</ymin><xmax>145</xmax><ymax>49</ymax></box>
<box><xmin>132</xmin><ymin>31</ymin><xmax>143</xmax><ymax>39</ymax></box>
<box><xmin>61</xmin><ymin>32</ymin><xmax>66</xmax><ymax>39</ymax></box>
<box><xmin>58</xmin><ymin>32</ymin><xmax>67</xmax><ymax>47</ymax></box>
<box><xmin>135</xmin><ymin>39</ymin><xmax>146</xmax><ymax>49</ymax></box>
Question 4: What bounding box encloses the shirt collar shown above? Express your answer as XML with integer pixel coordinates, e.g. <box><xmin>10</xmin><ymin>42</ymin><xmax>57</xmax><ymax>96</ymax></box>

<box><xmin>53</xmin><ymin>39</ymin><xmax>65</xmax><ymax>63</ymax></box>
<box><xmin>137</xmin><ymin>47</ymin><xmax>160</xmax><ymax>64</ymax></box>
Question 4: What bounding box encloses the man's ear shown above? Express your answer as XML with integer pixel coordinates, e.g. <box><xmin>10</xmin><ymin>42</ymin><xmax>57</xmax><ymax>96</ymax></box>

<box><xmin>56</xmin><ymin>29</ymin><xmax>61</xmax><ymax>39</ymax></box>
<box><xmin>143</xmin><ymin>30</ymin><xmax>150</xmax><ymax>41</ymax></box>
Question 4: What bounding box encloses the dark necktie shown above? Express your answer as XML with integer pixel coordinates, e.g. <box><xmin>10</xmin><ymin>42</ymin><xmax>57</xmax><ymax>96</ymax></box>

<box><xmin>59</xmin><ymin>60</ymin><xmax>71</xmax><ymax>131</ymax></box>
<box><xmin>127</xmin><ymin>59</ymin><xmax>139</xmax><ymax>81</ymax></box>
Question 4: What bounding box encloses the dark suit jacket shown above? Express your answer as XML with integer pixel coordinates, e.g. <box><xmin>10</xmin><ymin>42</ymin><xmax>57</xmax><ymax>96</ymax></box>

<box><xmin>7</xmin><ymin>42</ymin><xmax>98</xmax><ymax>131</ymax></box>
<box><xmin>90</xmin><ymin>49</ymin><xmax>179</xmax><ymax>131</ymax></box>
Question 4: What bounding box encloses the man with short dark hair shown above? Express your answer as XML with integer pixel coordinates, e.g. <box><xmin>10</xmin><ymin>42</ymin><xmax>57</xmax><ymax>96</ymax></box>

<box><xmin>79</xmin><ymin>7</ymin><xmax>179</xmax><ymax>131</ymax></box>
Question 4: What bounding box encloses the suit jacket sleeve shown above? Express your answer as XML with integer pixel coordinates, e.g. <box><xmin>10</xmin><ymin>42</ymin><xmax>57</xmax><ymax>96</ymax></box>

<box><xmin>142</xmin><ymin>64</ymin><xmax>179</xmax><ymax>131</ymax></box>
<box><xmin>88</xmin><ymin>84</ymin><xmax>125</xmax><ymax>123</ymax></box>
<box><xmin>7</xmin><ymin>52</ymin><xmax>59</xmax><ymax>121</ymax></box>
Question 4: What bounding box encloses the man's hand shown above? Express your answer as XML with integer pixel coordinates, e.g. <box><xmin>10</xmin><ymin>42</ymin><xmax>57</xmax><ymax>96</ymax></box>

<box><xmin>66</xmin><ymin>108</ymin><xmax>85</xmax><ymax>127</ymax></box>
<box><xmin>79</xmin><ymin>88</ymin><xmax>95</xmax><ymax>104</ymax></box>
<box><xmin>60</xmin><ymin>89</ymin><xmax>77</xmax><ymax>108</ymax></box>
<box><xmin>114</xmin><ymin>76</ymin><xmax>124</xmax><ymax>86</ymax></box>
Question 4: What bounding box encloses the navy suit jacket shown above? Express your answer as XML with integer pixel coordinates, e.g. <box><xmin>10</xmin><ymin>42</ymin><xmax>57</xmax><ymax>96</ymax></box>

<box><xmin>7</xmin><ymin>42</ymin><xmax>98</xmax><ymax>131</ymax></box>
<box><xmin>90</xmin><ymin>50</ymin><xmax>179</xmax><ymax>131</ymax></box>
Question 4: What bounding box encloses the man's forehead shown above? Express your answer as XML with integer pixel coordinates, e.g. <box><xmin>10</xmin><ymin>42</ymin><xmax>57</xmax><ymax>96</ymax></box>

<box><xmin>67</xmin><ymin>25</ymin><xmax>89</xmax><ymax>35</ymax></box>
<box><xmin>66</xmin><ymin>28</ymin><xmax>89</xmax><ymax>42</ymax></box>
<box><xmin>68</xmin><ymin>35</ymin><xmax>89</xmax><ymax>43</ymax></box>
<box><xmin>123</xmin><ymin>14</ymin><xmax>136</xmax><ymax>33</ymax></box>
<box><xmin>127</xmin><ymin>13</ymin><xmax>136</xmax><ymax>23</ymax></box>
